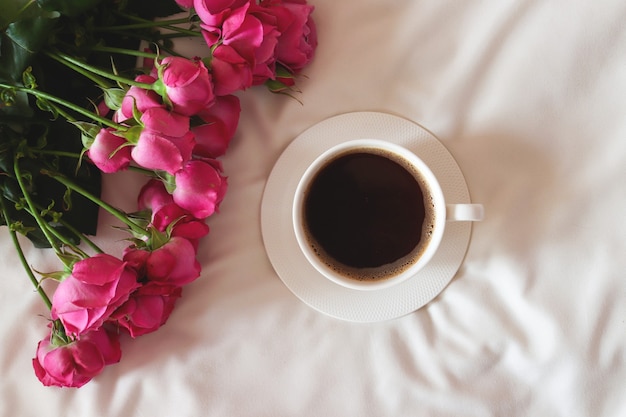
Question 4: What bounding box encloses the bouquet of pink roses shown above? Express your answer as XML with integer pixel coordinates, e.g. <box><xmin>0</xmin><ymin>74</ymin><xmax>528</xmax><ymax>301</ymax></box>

<box><xmin>0</xmin><ymin>0</ymin><xmax>316</xmax><ymax>388</ymax></box>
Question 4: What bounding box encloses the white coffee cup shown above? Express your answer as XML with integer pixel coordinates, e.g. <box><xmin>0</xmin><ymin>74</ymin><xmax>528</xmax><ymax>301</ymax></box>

<box><xmin>293</xmin><ymin>139</ymin><xmax>483</xmax><ymax>291</ymax></box>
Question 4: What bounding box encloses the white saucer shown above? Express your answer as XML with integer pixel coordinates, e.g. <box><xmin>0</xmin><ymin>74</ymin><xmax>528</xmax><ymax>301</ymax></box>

<box><xmin>260</xmin><ymin>112</ymin><xmax>474</xmax><ymax>322</ymax></box>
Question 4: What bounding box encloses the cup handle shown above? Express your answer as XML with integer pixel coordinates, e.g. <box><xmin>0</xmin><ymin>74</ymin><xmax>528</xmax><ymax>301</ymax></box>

<box><xmin>446</xmin><ymin>204</ymin><xmax>484</xmax><ymax>222</ymax></box>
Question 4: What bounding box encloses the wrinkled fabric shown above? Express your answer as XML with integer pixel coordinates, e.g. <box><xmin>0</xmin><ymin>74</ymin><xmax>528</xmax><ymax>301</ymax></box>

<box><xmin>2</xmin><ymin>0</ymin><xmax>626</xmax><ymax>416</ymax></box>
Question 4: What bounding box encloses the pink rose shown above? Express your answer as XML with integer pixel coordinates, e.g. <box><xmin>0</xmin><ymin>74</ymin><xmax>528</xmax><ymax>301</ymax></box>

<box><xmin>155</xmin><ymin>57</ymin><xmax>215</xmax><ymax>116</ymax></box>
<box><xmin>203</xmin><ymin>3</ymin><xmax>286</xmax><ymax>94</ymax></box>
<box><xmin>123</xmin><ymin>237</ymin><xmax>201</xmax><ymax>286</ymax></box>
<box><xmin>220</xmin><ymin>8</ymin><xmax>265</xmax><ymax>62</ymax></box>
<box><xmin>87</xmin><ymin>128</ymin><xmax>132</xmax><ymax>173</ymax></box>
<box><xmin>173</xmin><ymin>159</ymin><xmax>228</xmax><ymax>219</ymax></box>
<box><xmin>110</xmin><ymin>282</ymin><xmax>182</xmax><ymax>338</ymax></box>
<box><xmin>138</xmin><ymin>178</ymin><xmax>174</xmax><ymax>213</ymax></box>
<box><xmin>51</xmin><ymin>254</ymin><xmax>140</xmax><ymax>337</ymax></box>
<box><xmin>132</xmin><ymin>130</ymin><xmax>195</xmax><ymax>174</ymax></box>
<box><xmin>33</xmin><ymin>326</ymin><xmax>121</xmax><ymax>388</ymax></box>
<box><xmin>146</xmin><ymin>237</ymin><xmax>201</xmax><ymax>285</ymax></box>
<box><xmin>248</xmin><ymin>5</ymin><xmax>281</xmax><ymax>84</ymax></box>
<box><xmin>192</xmin><ymin>94</ymin><xmax>241</xmax><ymax>158</ymax></box>
<box><xmin>96</xmin><ymin>100</ymin><xmax>111</xmax><ymax>118</ymax></box>
<box><xmin>153</xmin><ymin>203</ymin><xmax>210</xmax><ymax>249</ymax></box>
<box><xmin>115</xmin><ymin>75</ymin><xmax>164</xmax><ymax>122</ymax></box>
<box><xmin>264</xmin><ymin>0</ymin><xmax>317</xmax><ymax>72</ymax></box>
<box><xmin>194</xmin><ymin>0</ymin><xmax>250</xmax><ymax>30</ymax></box>
<box><xmin>130</xmin><ymin>108</ymin><xmax>195</xmax><ymax>174</ymax></box>
<box><xmin>141</xmin><ymin>107</ymin><xmax>191</xmax><ymax>137</ymax></box>
<box><xmin>175</xmin><ymin>0</ymin><xmax>194</xmax><ymax>8</ymax></box>
<box><xmin>121</xmin><ymin>247</ymin><xmax>150</xmax><ymax>276</ymax></box>
<box><xmin>209</xmin><ymin>44</ymin><xmax>254</xmax><ymax>95</ymax></box>
<box><xmin>137</xmin><ymin>179</ymin><xmax>209</xmax><ymax>250</ymax></box>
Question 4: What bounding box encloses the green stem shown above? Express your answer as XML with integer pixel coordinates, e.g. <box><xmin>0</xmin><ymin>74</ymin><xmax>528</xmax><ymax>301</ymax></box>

<box><xmin>94</xmin><ymin>17</ymin><xmax>193</xmax><ymax>31</ymax></box>
<box><xmin>51</xmin><ymin>319</ymin><xmax>72</xmax><ymax>345</ymax></box>
<box><xmin>32</xmin><ymin>149</ymin><xmax>82</xmax><ymax>159</ymax></box>
<box><xmin>156</xmin><ymin>32</ymin><xmax>203</xmax><ymax>39</ymax></box>
<box><xmin>90</xmin><ymin>45</ymin><xmax>159</xmax><ymax>59</ymax></box>
<box><xmin>26</xmin><ymin>152</ymin><xmax>102</xmax><ymax>254</ymax></box>
<box><xmin>127</xmin><ymin>165</ymin><xmax>158</xmax><ymax>176</ymax></box>
<box><xmin>50</xmin><ymin>104</ymin><xmax>76</xmax><ymax>122</ymax></box>
<box><xmin>46</xmin><ymin>52</ymin><xmax>111</xmax><ymax>89</ymax></box>
<box><xmin>40</xmin><ymin>218</ymin><xmax>90</xmax><ymax>258</ymax></box>
<box><xmin>155</xmin><ymin>26</ymin><xmax>201</xmax><ymax>37</ymax></box>
<box><xmin>0</xmin><ymin>82</ymin><xmax>119</xmax><ymax>129</ymax></box>
<box><xmin>58</xmin><ymin>220</ymin><xmax>104</xmax><ymax>254</ymax></box>
<box><xmin>15</xmin><ymin>0</ymin><xmax>37</xmax><ymax>19</ymax></box>
<box><xmin>150</xmin><ymin>43</ymin><xmax>180</xmax><ymax>58</ymax></box>
<box><xmin>31</xmin><ymin>201</ymin><xmax>103</xmax><ymax>254</ymax></box>
<box><xmin>49</xmin><ymin>51</ymin><xmax>156</xmax><ymax>90</ymax></box>
<box><xmin>13</xmin><ymin>158</ymin><xmax>63</xmax><ymax>256</ymax></box>
<box><xmin>43</xmin><ymin>170</ymin><xmax>149</xmax><ymax>239</ymax></box>
<box><xmin>0</xmin><ymin>197</ymin><xmax>52</xmax><ymax>309</ymax></box>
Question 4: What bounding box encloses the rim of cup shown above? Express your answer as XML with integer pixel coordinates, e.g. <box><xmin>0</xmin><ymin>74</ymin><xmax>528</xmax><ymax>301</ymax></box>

<box><xmin>292</xmin><ymin>139</ymin><xmax>447</xmax><ymax>291</ymax></box>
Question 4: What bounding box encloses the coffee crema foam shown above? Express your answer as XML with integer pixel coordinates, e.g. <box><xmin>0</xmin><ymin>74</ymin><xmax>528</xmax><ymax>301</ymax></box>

<box><xmin>302</xmin><ymin>147</ymin><xmax>437</xmax><ymax>282</ymax></box>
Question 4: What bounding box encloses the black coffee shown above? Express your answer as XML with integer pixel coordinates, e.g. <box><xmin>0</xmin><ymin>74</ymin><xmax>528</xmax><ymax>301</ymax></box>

<box><xmin>303</xmin><ymin>149</ymin><xmax>435</xmax><ymax>281</ymax></box>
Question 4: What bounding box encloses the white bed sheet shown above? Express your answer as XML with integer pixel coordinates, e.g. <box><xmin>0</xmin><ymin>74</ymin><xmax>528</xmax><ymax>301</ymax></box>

<box><xmin>2</xmin><ymin>1</ymin><xmax>625</xmax><ymax>416</ymax></box>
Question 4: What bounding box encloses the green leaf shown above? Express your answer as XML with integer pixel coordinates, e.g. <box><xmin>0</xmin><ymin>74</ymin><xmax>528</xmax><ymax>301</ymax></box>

<box><xmin>0</xmin><ymin>175</ymin><xmax>23</xmax><ymax>203</ymax></box>
<box><xmin>0</xmin><ymin>88</ymin><xmax>32</xmax><ymax>118</ymax></box>
<box><xmin>71</xmin><ymin>120</ymin><xmax>100</xmax><ymax>138</ymax></box>
<box><xmin>265</xmin><ymin>79</ymin><xmax>290</xmax><ymax>93</ymax></box>
<box><xmin>21</xmin><ymin>66</ymin><xmax>38</xmax><ymax>89</ymax></box>
<box><xmin>0</xmin><ymin>0</ymin><xmax>40</xmax><ymax>31</ymax></box>
<box><xmin>0</xmin><ymin>13</ymin><xmax>59</xmax><ymax>83</ymax></box>
<box><xmin>38</xmin><ymin>121</ymin><xmax>102</xmax><ymax>236</ymax></box>
<box><xmin>162</xmin><ymin>172</ymin><xmax>176</xmax><ymax>194</ymax></box>
<box><xmin>0</xmin><ymin>182</ymin><xmax>51</xmax><ymax>247</ymax></box>
<box><xmin>101</xmin><ymin>87</ymin><xmax>125</xmax><ymax>111</ymax></box>
<box><xmin>35</xmin><ymin>96</ymin><xmax>58</xmax><ymax>117</ymax></box>
<box><xmin>119</xmin><ymin>124</ymin><xmax>142</xmax><ymax>144</ymax></box>
<box><xmin>0</xmin><ymin>140</ymin><xmax>16</xmax><ymax>172</ymax></box>
<box><xmin>80</xmin><ymin>131</ymin><xmax>94</xmax><ymax>149</ymax></box>
<box><xmin>37</xmin><ymin>268</ymin><xmax>70</xmax><ymax>281</ymax></box>
<box><xmin>8</xmin><ymin>219</ymin><xmax>37</xmax><ymax>235</ymax></box>
<box><xmin>0</xmin><ymin>86</ymin><xmax>18</xmax><ymax>105</ymax></box>
<box><xmin>275</xmin><ymin>63</ymin><xmax>295</xmax><ymax>80</ymax></box>
<box><xmin>35</xmin><ymin>0</ymin><xmax>102</xmax><ymax>17</ymax></box>
<box><xmin>5</xmin><ymin>13</ymin><xmax>58</xmax><ymax>53</ymax></box>
<box><xmin>61</xmin><ymin>186</ymin><xmax>72</xmax><ymax>210</ymax></box>
<box><xmin>32</xmin><ymin>167</ymin><xmax>101</xmax><ymax>237</ymax></box>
